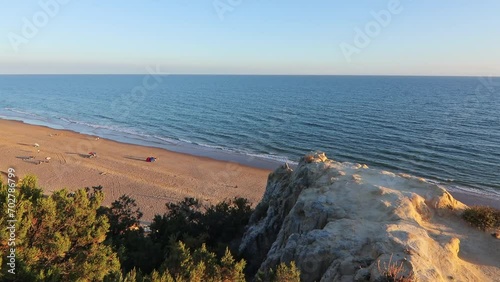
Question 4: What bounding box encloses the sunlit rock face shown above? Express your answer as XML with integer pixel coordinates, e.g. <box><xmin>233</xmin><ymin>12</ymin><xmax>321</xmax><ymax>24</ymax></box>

<box><xmin>240</xmin><ymin>152</ymin><xmax>495</xmax><ymax>282</ymax></box>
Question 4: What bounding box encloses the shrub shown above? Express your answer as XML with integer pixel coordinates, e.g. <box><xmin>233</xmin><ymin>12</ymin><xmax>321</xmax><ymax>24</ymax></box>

<box><xmin>377</xmin><ymin>255</ymin><xmax>414</xmax><ymax>282</ymax></box>
<box><xmin>275</xmin><ymin>261</ymin><xmax>301</xmax><ymax>282</ymax></box>
<box><xmin>0</xmin><ymin>178</ymin><xmax>120</xmax><ymax>281</ymax></box>
<box><xmin>101</xmin><ymin>194</ymin><xmax>163</xmax><ymax>275</ymax></box>
<box><xmin>0</xmin><ymin>176</ymin><xmax>254</xmax><ymax>280</ymax></box>
<box><xmin>256</xmin><ymin>261</ymin><xmax>301</xmax><ymax>282</ymax></box>
<box><xmin>150</xmin><ymin>197</ymin><xmax>253</xmax><ymax>256</ymax></box>
<box><xmin>462</xmin><ymin>206</ymin><xmax>500</xmax><ymax>231</ymax></box>
<box><xmin>157</xmin><ymin>242</ymin><xmax>246</xmax><ymax>282</ymax></box>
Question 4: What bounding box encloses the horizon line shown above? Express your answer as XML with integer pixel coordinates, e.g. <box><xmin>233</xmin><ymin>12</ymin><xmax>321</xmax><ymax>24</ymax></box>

<box><xmin>0</xmin><ymin>73</ymin><xmax>499</xmax><ymax>78</ymax></box>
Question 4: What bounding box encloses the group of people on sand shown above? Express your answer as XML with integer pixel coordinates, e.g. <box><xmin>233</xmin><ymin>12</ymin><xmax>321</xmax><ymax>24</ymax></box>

<box><xmin>24</xmin><ymin>140</ymin><xmax>158</xmax><ymax>165</ymax></box>
<box><xmin>21</xmin><ymin>155</ymin><xmax>50</xmax><ymax>165</ymax></box>
<box><xmin>21</xmin><ymin>143</ymin><xmax>51</xmax><ymax>165</ymax></box>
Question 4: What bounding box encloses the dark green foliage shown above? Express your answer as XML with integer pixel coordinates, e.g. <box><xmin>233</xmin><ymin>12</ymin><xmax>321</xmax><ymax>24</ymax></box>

<box><xmin>150</xmin><ymin>197</ymin><xmax>253</xmax><ymax>257</ymax></box>
<box><xmin>103</xmin><ymin>194</ymin><xmax>144</xmax><ymax>237</ymax></box>
<box><xmin>203</xmin><ymin>197</ymin><xmax>253</xmax><ymax>253</ymax></box>
<box><xmin>116</xmin><ymin>230</ymin><xmax>164</xmax><ymax>275</ymax></box>
<box><xmin>0</xmin><ymin>176</ymin><xmax>120</xmax><ymax>281</ymax></box>
<box><xmin>256</xmin><ymin>261</ymin><xmax>301</xmax><ymax>282</ymax></box>
<box><xmin>150</xmin><ymin>198</ymin><xmax>205</xmax><ymax>249</ymax></box>
<box><xmin>0</xmin><ymin>175</ymin><xmax>254</xmax><ymax>281</ymax></box>
<box><xmin>100</xmin><ymin>195</ymin><xmax>163</xmax><ymax>274</ymax></box>
<box><xmin>462</xmin><ymin>206</ymin><xmax>500</xmax><ymax>231</ymax></box>
<box><xmin>118</xmin><ymin>242</ymin><xmax>246</xmax><ymax>282</ymax></box>
<box><xmin>160</xmin><ymin>241</ymin><xmax>246</xmax><ymax>282</ymax></box>
<box><xmin>102</xmin><ymin>196</ymin><xmax>253</xmax><ymax>276</ymax></box>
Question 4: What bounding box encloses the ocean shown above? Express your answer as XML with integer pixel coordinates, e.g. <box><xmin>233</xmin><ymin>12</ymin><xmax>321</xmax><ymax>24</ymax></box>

<box><xmin>0</xmin><ymin>75</ymin><xmax>499</xmax><ymax>200</ymax></box>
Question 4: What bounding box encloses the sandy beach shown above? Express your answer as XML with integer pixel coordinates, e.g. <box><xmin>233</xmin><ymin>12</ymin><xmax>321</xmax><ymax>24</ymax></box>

<box><xmin>0</xmin><ymin>119</ymin><xmax>271</xmax><ymax>222</ymax></box>
<box><xmin>0</xmin><ymin>119</ymin><xmax>498</xmax><ymax>223</ymax></box>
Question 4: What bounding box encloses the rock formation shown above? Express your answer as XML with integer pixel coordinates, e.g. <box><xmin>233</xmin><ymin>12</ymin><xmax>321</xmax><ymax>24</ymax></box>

<box><xmin>240</xmin><ymin>152</ymin><xmax>500</xmax><ymax>281</ymax></box>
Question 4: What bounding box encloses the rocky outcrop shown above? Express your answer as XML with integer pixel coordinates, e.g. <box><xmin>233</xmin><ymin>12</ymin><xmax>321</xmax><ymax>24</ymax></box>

<box><xmin>239</xmin><ymin>152</ymin><xmax>499</xmax><ymax>282</ymax></box>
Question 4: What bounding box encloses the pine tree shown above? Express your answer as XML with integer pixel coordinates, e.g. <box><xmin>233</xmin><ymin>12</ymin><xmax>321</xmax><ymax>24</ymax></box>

<box><xmin>256</xmin><ymin>261</ymin><xmax>301</xmax><ymax>282</ymax></box>
<box><xmin>0</xmin><ymin>176</ymin><xmax>121</xmax><ymax>281</ymax></box>
<box><xmin>275</xmin><ymin>261</ymin><xmax>301</xmax><ymax>282</ymax></box>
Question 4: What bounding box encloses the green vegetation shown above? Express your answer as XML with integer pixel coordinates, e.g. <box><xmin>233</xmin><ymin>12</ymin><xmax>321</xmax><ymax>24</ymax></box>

<box><xmin>256</xmin><ymin>261</ymin><xmax>301</xmax><ymax>282</ymax></box>
<box><xmin>117</xmin><ymin>242</ymin><xmax>246</xmax><ymax>282</ymax></box>
<box><xmin>0</xmin><ymin>176</ymin><xmax>120</xmax><ymax>281</ymax></box>
<box><xmin>150</xmin><ymin>196</ymin><xmax>253</xmax><ymax>258</ymax></box>
<box><xmin>462</xmin><ymin>206</ymin><xmax>500</xmax><ymax>231</ymax></box>
<box><xmin>98</xmin><ymin>194</ymin><xmax>163</xmax><ymax>275</ymax></box>
<box><xmin>1</xmin><ymin>174</ymin><xmax>296</xmax><ymax>281</ymax></box>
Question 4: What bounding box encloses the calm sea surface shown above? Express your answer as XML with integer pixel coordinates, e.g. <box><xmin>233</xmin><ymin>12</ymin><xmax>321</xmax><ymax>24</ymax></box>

<box><xmin>0</xmin><ymin>75</ymin><xmax>499</xmax><ymax>199</ymax></box>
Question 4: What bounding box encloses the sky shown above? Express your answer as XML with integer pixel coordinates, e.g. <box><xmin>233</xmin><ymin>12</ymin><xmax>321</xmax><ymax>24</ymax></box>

<box><xmin>0</xmin><ymin>0</ymin><xmax>499</xmax><ymax>76</ymax></box>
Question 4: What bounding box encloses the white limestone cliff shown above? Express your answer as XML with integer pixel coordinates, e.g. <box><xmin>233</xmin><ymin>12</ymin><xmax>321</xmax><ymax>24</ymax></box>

<box><xmin>239</xmin><ymin>152</ymin><xmax>500</xmax><ymax>281</ymax></box>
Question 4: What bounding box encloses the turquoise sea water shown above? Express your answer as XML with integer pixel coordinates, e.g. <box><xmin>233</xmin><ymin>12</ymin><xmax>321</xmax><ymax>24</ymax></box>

<box><xmin>0</xmin><ymin>75</ymin><xmax>499</xmax><ymax>200</ymax></box>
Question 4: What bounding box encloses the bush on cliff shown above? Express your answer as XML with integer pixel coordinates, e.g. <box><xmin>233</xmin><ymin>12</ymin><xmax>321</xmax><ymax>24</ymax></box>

<box><xmin>462</xmin><ymin>206</ymin><xmax>500</xmax><ymax>231</ymax></box>
<box><xmin>100</xmin><ymin>194</ymin><xmax>164</xmax><ymax>275</ymax></box>
<box><xmin>150</xmin><ymin>197</ymin><xmax>253</xmax><ymax>257</ymax></box>
<box><xmin>0</xmin><ymin>175</ymin><xmax>253</xmax><ymax>281</ymax></box>
<box><xmin>120</xmin><ymin>242</ymin><xmax>246</xmax><ymax>282</ymax></box>
<box><xmin>0</xmin><ymin>176</ymin><xmax>120</xmax><ymax>281</ymax></box>
<box><xmin>256</xmin><ymin>261</ymin><xmax>301</xmax><ymax>282</ymax></box>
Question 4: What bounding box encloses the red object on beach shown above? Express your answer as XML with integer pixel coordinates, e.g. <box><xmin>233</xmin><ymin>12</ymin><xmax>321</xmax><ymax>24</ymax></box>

<box><xmin>146</xmin><ymin>157</ymin><xmax>151</xmax><ymax>162</ymax></box>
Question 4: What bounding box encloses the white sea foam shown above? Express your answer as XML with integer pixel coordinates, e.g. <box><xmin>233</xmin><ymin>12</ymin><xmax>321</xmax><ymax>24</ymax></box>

<box><xmin>173</xmin><ymin>137</ymin><xmax>296</xmax><ymax>165</ymax></box>
<box><xmin>245</xmin><ymin>152</ymin><xmax>297</xmax><ymax>164</ymax></box>
<box><xmin>4</xmin><ymin>107</ymin><xmax>47</xmax><ymax>120</ymax></box>
<box><xmin>195</xmin><ymin>142</ymin><xmax>229</xmax><ymax>151</ymax></box>
<box><xmin>59</xmin><ymin>117</ymin><xmax>145</xmax><ymax>137</ymax></box>
<box><xmin>179</xmin><ymin>138</ymin><xmax>194</xmax><ymax>144</ymax></box>
<box><xmin>152</xmin><ymin>135</ymin><xmax>181</xmax><ymax>145</ymax></box>
<box><xmin>423</xmin><ymin>177</ymin><xmax>500</xmax><ymax>199</ymax></box>
<box><xmin>6</xmin><ymin>111</ymin><xmax>293</xmax><ymax>166</ymax></box>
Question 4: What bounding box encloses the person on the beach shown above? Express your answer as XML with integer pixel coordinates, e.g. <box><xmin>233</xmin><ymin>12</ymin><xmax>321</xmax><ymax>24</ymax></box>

<box><xmin>146</xmin><ymin>157</ymin><xmax>157</xmax><ymax>162</ymax></box>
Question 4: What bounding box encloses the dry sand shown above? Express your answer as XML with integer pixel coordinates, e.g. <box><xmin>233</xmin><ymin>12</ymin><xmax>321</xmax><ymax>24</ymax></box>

<box><xmin>0</xmin><ymin>119</ymin><xmax>271</xmax><ymax>222</ymax></box>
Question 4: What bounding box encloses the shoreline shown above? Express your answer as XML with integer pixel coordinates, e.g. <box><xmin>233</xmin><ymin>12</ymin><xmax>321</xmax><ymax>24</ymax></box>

<box><xmin>0</xmin><ymin>119</ymin><xmax>272</xmax><ymax>221</ymax></box>
<box><xmin>0</xmin><ymin>118</ymin><xmax>498</xmax><ymax>216</ymax></box>
<box><xmin>0</xmin><ymin>114</ymin><xmax>287</xmax><ymax>170</ymax></box>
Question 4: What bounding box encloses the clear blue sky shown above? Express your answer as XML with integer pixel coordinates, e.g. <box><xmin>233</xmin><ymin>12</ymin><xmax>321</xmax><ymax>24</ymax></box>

<box><xmin>1</xmin><ymin>0</ymin><xmax>499</xmax><ymax>75</ymax></box>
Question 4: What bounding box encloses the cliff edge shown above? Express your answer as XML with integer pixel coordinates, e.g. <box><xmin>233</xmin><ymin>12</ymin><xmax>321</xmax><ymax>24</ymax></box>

<box><xmin>239</xmin><ymin>152</ymin><xmax>500</xmax><ymax>281</ymax></box>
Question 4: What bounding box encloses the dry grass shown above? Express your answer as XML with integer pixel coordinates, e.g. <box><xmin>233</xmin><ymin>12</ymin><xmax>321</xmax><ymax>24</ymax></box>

<box><xmin>378</xmin><ymin>254</ymin><xmax>415</xmax><ymax>282</ymax></box>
